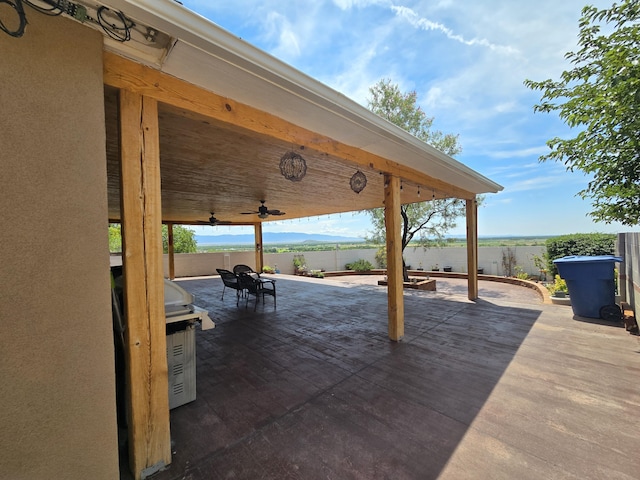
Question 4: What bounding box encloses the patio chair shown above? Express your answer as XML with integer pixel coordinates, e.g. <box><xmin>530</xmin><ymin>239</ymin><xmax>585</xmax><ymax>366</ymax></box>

<box><xmin>233</xmin><ymin>264</ymin><xmax>260</xmax><ymax>276</ymax></box>
<box><xmin>237</xmin><ymin>271</ymin><xmax>276</xmax><ymax>311</ymax></box>
<box><xmin>216</xmin><ymin>268</ymin><xmax>244</xmax><ymax>305</ymax></box>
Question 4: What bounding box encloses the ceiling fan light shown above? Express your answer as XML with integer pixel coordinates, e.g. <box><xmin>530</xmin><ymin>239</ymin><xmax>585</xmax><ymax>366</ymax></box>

<box><xmin>258</xmin><ymin>212</ymin><xmax>269</xmax><ymax>219</ymax></box>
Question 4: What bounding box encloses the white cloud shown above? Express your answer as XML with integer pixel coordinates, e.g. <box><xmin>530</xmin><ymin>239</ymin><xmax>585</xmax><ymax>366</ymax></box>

<box><xmin>390</xmin><ymin>5</ymin><xmax>518</xmax><ymax>54</ymax></box>
<box><xmin>263</xmin><ymin>11</ymin><xmax>301</xmax><ymax>59</ymax></box>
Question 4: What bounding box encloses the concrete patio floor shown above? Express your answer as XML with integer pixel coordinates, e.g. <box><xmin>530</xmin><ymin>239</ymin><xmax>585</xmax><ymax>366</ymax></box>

<box><xmin>133</xmin><ymin>274</ymin><xmax>639</xmax><ymax>480</ymax></box>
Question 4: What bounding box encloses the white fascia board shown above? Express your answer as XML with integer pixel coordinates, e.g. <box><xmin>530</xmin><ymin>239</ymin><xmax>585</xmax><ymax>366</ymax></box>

<box><xmin>98</xmin><ymin>0</ymin><xmax>503</xmax><ymax>195</ymax></box>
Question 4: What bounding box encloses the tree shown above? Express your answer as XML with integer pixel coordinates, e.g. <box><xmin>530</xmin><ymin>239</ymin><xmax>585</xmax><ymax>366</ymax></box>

<box><xmin>367</xmin><ymin>79</ymin><xmax>462</xmax><ymax>156</ymax></box>
<box><xmin>366</xmin><ymin>198</ymin><xmax>466</xmax><ymax>259</ymax></box>
<box><xmin>365</xmin><ymin>79</ymin><xmax>466</xmax><ymax>280</ymax></box>
<box><xmin>162</xmin><ymin>225</ymin><xmax>197</xmax><ymax>254</ymax></box>
<box><xmin>108</xmin><ymin>224</ymin><xmax>197</xmax><ymax>253</ymax></box>
<box><xmin>524</xmin><ymin>1</ymin><xmax>640</xmax><ymax>226</ymax></box>
<box><xmin>108</xmin><ymin>224</ymin><xmax>122</xmax><ymax>252</ymax></box>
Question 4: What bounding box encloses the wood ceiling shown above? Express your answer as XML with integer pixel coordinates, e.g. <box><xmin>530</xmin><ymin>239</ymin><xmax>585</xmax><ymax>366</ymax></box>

<box><xmin>105</xmin><ymin>86</ymin><xmax>431</xmax><ymax>226</ymax></box>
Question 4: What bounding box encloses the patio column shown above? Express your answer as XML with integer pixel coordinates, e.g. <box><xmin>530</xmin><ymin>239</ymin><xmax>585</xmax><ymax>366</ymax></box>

<box><xmin>119</xmin><ymin>90</ymin><xmax>172</xmax><ymax>479</ymax></box>
<box><xmin>254</xmin><ymin>222</ymin><xmax>264</xmax><ymax>273</ymax></box>
<box><xmin>466</xmin><ymin>197</ymin><xmax>479</xmax><ymax>300</ymax></box>
<box><xmin>384</xmin><ymin>174</ymin><xmax>404</xmax><ymax>341</ymax></box>
<box><xmin>167</xmin><ymin>222</ymin><xmax>175</xmax><ymax>280</ymax></box>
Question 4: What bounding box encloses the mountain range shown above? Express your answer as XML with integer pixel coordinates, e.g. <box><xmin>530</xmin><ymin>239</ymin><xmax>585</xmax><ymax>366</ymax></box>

<box><xmin>196</xmin><ymin>232</ymin><xmax>365</xmax><ymax>245</ymax></box>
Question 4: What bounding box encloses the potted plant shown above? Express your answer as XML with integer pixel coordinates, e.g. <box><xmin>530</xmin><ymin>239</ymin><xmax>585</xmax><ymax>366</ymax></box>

<box><xmin>293</xmin><ymin>254</ymin><xmax>307</xmax><ymax>275</ymax></box>
<box><xmin>443</xmin><ymin>266</ymin><xmax>453</xmax><ymax>272</ymax></box>
<box><xmin>548</xmin><ymin>275</ymin><xmax>569</xmax><ymax>298</ymax></box>
<box><xmin>431</xmin><ymin>264</ymin><xmax>440</xmax><ymax>271</ymax></box>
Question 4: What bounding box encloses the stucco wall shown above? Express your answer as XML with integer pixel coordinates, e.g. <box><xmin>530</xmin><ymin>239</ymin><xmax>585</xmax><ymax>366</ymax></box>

<box><xmin>0</xmin><ymin>13</ymin><xmax>119</xmax><ymax>479</ymax></box>
<box><xmin>159</xmin><ymin>245</ymin><xmax>546</xmax><ymax>278</ymax></box>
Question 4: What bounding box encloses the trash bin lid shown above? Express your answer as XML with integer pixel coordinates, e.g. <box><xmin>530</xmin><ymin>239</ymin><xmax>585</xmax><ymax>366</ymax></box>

<box><xmin>553</xmin><ymin>255</ymin><xmax>623</xmax><ymax>264</ymax></box>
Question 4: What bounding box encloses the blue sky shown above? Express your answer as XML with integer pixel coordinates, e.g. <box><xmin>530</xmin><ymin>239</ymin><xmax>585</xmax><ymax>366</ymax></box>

<box><xmin>181</xmin><ymin>0</ymin><xmax>630</xmax><ymax>239</ymax></box>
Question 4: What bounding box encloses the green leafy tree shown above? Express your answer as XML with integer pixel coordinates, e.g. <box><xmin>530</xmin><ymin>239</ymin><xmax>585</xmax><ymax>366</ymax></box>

<box><xmin>108</xmin><ymin>224</ymin><xmax>122</xmax><ymax>252</ymax></box>
<box><xmin>108</xmin><ymin>224</ymin><xmax>197</xmax><ymax>253</ymax></box>
<box><xmin>162</xmin><ymin>225</ymin><xmax>197</xmax><ymax>253</ymax></box>
<box><xmin>367</xmin><ymin>79</ymin><xmax>461</xmax><ymax>156</ymax></box>
<box><xmin>365</xmin><ymin>79</ymin><xmax>466</xmax><ymax>280</ymax></box>
<box><xmin>524</xmin><ymin>1</ymin><xmax>640</xmax><ymax>226</ymax></box>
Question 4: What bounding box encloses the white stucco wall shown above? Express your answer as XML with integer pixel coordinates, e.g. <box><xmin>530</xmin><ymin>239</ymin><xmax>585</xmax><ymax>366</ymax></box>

<box><xmin>0</xmin><ymin>13</ymin><xmax>119</xmax><ymax>479</ymax></box>
<box><xmin>159</xmin><ymin>245</ymin><xmax>546</xmax><ymax>278</ymax></box>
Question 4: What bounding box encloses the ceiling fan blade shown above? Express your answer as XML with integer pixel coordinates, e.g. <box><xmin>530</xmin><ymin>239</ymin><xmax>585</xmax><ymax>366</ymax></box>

<box><xmin>268</xmin><ymin>210</ymin><xmax>285</xmax><ymax>216</ymax></box>
<box><xmin>241</xmin><ymin>211</ymin><xmax>258</xmax><ymax>215</ymax></box>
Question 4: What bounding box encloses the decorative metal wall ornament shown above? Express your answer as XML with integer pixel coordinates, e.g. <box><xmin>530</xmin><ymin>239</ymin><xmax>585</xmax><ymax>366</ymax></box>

<box><xmin>349</xmin><ymin>170</ymin><xmax>367</xmax><ymax>194</ymax></box>
<box><xmin>279</xmin><ymin>151</ymin><xmax>307</xmax><ymax>182</ymax></box>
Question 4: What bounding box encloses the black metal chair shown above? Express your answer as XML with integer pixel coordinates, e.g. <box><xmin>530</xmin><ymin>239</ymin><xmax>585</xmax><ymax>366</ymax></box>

<box><xmin>237</xmin><ymin>271</ymin><xmax>276</xmax><ymax>311</ymax></box>
<box><xmin>233</xmin><ymin>264</ymin><xmax>259</xmax><ymax>276</ymax></box>
<box><xmin>216</xmin><ymin>268</ymin><xmax>244</xmax><ymax>305</ymax></box>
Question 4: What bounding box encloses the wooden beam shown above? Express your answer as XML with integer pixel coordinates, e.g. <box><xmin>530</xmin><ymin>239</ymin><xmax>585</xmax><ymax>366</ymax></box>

<box><xmin>103</xmin><ymin>52</ymin><xmax>474</xmax><ymax>200</ymax></box>
<box><xmin>384</xmin><ymin>175</ymin><xmax>404</xmax><ymax>341</ymax></box>
<box><xmin>167</xmin><ymin>222</ymin><xmax>175</xmax><ymax>280</ymax></box>
<box><xmin>254</xmin><ymin>223</ymin><xmax>264</xmax><ymax>273</ymax></box>
<box><xmin>466</xmin><ymin>198</ymin><xmax>479</xmax><ymax>300</ymax></box>
<box><xmin>119</xmin><ymin>90</ymin><xmax>171</xmax><ymax>479</ymax></box>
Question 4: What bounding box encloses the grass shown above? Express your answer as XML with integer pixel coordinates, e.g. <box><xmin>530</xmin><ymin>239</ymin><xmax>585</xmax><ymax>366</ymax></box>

<box><xmin>197</xmin><ymin>236</ymin><xmax>551</xmax><ymax>253</ymax></box>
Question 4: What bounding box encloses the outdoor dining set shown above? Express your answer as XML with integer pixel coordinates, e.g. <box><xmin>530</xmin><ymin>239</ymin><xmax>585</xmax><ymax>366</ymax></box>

<box><xmin>216</xmin><ymin>265</ymin><xmax>277</xmax><ymax>310</ymax></box>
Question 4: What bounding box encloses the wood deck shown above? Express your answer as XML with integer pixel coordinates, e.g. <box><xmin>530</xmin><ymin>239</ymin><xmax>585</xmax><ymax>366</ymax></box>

<box><xmin>128</xmin><ymin>275</ymin><xmax>640</xmax><ymax>480</ymax></box>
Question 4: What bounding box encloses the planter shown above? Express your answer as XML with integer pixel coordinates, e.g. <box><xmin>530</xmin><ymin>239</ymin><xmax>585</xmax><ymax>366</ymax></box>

<box><xmin>477</xmin><ymin>268</ymin><xmax>484</xmax><ymax>274</ymax></box>
<box><xmin>551</xmin><ymin>295</ymin><xmax>571</xmax><ymax>306</ymax></box>
<box><xmin>443</xmin><ymin>266</ymin><xmax>452</xmax><ymax>272</ymax></box>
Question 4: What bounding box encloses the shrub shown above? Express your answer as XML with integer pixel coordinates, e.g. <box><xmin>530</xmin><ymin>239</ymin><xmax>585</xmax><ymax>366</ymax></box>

<box><xmin>262</xmin><ymin>265</ymin><xmax>275</xmax><ymax>274</ymax></box>
<box><xmin>374</xmin><ymin>246</ymin><xmax>387</xmax><ymax>268</ymax></box>
<box><xmin>514</xmin><ymin>266</ymin><xmax>529</xmax><ymax>280</ymax></box>
<box><xmin>293</xmin><ymin>254</ymin><xmax>307</xmax><ymax>274</ymax></box>
<box><xmin>546</xmin><ymin>233</ymin><xmax>616</xmax><ymax>277</ymax></box>
<box><xmin>345</xmin><ymin>259</ymin><xmax>373</xmax><ymax>272</ymax></box>
<box><xmin>547</xmin><ymin>275</ymin><xmax>568</xmax><ymax>295</ymax></box>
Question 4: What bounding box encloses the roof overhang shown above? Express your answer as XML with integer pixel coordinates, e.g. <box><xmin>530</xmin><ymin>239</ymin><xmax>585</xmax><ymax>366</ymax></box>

<box><xmin>75</xmin><ymin>0</ymin><xmax>502</xmax><ymax>224</ymax></box>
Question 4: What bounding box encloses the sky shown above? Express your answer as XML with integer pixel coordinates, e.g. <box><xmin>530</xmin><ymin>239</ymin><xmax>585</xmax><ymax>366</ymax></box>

<box><xmin>180</xmin><ymin>0</ymin><xmax>631</xmax><ymax>239</ymax></box>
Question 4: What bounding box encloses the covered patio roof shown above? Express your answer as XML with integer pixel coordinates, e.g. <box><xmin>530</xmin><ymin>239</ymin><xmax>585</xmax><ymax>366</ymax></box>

<box><xmin>99</xmin><ymin>0</ymin><xmax>501</xmax><ymax>225</ymax></box>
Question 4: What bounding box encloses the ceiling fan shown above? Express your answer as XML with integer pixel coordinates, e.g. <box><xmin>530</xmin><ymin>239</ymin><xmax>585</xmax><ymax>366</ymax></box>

<box><xmin>241</xmin><ymin>200</ymin><xmax>286</xmax><ymax>219</ymax></box>
<box><xmin>199</xmin><ymin>212</ymin><xmax>231</xmax><ymax>226</ymax></box>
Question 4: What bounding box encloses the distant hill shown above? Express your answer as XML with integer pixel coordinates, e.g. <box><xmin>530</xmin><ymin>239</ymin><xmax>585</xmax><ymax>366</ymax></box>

<box><xmin>196</xmin><ymin>232</ymin><xmax>365</xmax><ymax>245</ymax></box>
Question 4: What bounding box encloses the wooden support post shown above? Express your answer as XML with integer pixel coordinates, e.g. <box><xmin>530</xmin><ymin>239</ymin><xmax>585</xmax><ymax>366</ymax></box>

<box><xmin>466</xmin><ymin>198</ymin><xmax>479</xmax><ymax>300</ymax></box>
<box><xmin>167</xmin><ymin>222</ymin><xmax>175</xmax><ymax>280</ymax></box>
<box><xmin>254</xmin><ymin>222</ymin><xmax>264</xmax><ymax>273</ymax></box>
<box><xmin>119</xmin><ymin>90</ymin><xmax>171</xmax><ymax>479</ymax></box>
<box><xmin>384</xmin><ymin>175</ymin><xmax>404</xmax><ymax>341</ymax></box>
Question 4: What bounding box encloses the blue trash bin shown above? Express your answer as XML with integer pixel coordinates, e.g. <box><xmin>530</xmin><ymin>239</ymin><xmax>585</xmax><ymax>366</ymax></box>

<box><xmin>553</xmin><ymin>255</ymin><xmax>622</xmax><ymax>319</ymax></box>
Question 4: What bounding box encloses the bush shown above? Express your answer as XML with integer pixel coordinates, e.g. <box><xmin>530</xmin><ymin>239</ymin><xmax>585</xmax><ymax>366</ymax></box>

<box><xmin>293</xmin><ymin>254</ymin><xmax>307</xmax><ymax>274</ymax></box>
<box><xmin>262</xmin><ymin>265</ymin><xmax>275</xmax><ymax>274</ymax></box>
<box><xmin>374</xmin><ymin>246</ymin><xmax>387</xmax><ymax>268</ymax></box>
<box><xmin>345</xmin><ymin>259</ymin><xmax>373</xmax><ymax>272</ymax></box>
<box><xmin>547</xmin><ymin>275</ymin><xmax>568</xmax><ymax>295</ymax></box>
<box><xmin>514</xmin><ymin>266</ymin><xmax>529</xmax><ymax>280</ymax></box>
<box><xmin>546</xmin><ymin>233</ymin><xmax>616</xmax><ymax>277</ymax></box>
